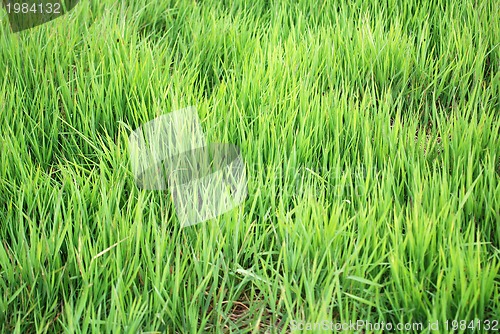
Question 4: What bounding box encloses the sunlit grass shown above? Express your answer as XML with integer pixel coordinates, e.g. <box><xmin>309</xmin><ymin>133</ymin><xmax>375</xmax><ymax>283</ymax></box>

<box><xmin>0</xmin><ymin>0</ymin><xmax>499</xmax><ymax>333</ymax></box>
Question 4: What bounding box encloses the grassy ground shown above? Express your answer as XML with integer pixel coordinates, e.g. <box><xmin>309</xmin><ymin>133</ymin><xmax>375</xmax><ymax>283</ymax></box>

<box><xmin>0</xmin><ymin>0</ymin><xmax>499</xmax><ymax>332</ymax></box>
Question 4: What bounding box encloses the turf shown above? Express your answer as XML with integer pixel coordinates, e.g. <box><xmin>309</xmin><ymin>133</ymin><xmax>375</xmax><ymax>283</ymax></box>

<box><xmin>0</xmin><ymin>0</ymin><xmax>499</xmax><ymax>333</ymax></box>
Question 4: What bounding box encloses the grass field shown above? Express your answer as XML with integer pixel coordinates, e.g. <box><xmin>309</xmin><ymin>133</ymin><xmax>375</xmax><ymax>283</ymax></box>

<box><xmin>0</xmin><ymin>0</ymin><xmax>499</xmax><ymax>332</ymax></box>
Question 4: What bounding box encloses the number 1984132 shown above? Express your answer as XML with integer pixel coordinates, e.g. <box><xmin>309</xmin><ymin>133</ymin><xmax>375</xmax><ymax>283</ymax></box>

<box><xmin>4</xmin><ymin>2</ymin><xmax>61</xmax><ymax>14</ymax></box>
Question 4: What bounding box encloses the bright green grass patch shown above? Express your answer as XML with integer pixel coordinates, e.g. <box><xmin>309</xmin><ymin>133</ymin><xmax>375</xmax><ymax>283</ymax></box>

<box><xmin>0</xmin><ymin>0</ymin><xmax>499</xmax><ymax>333</ymax></box>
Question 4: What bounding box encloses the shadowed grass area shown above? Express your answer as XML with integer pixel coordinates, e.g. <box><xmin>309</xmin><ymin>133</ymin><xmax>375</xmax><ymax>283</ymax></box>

<box><xmin>0</xmin><ymin>0</ymin><xmax>499</xmax><ymax>332</ymax></box>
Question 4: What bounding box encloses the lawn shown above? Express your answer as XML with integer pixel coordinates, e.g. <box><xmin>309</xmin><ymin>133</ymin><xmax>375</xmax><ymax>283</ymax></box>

<box><xmin>0</xmin><ymin>0</ymin><xmax>499</xmax><ymax>332</ymax></box>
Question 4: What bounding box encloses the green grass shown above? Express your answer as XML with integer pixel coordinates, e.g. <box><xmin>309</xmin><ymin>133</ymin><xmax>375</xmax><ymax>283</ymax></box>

<box><xmin>0</xmin><ymin>0</ymin><xmax>499</xmax><ymax>332</ymax></box>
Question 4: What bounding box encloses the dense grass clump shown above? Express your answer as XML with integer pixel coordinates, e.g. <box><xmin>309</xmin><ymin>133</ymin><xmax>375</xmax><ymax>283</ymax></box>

<box><xmin>0</xmin><ymin>0</ymin><xmax>498</xmax><ymax>332</ymax></box>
